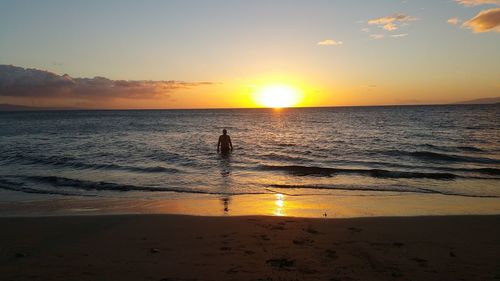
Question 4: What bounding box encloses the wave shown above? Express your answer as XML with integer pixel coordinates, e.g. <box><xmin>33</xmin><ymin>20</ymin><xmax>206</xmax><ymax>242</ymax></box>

<box><xmin>0</xmin><ymin>178</ymin><xmax>94</xmax><ymax>197</ymax></box>
<box><xmin>27</xmin><ymin>176</ymin><xmax>214</xmax><ymax>194</ymax></box>
<box><xmin>457</xmin><ymin>146</ymin><xmax>484</xmax><ymax>152</ymax></box>
<box><xmin>324</xmin><ymin>159</ymin><xmax>500</xmax><ymax>176</ymax></box>
<box><xmin>467</xmin><ymin>168</ymin><xmax>500</xmax><ymax>176</ymax></box>
<box><xmin>0</xmin><ymin>175</ymin><xmax>265</xmax><ymax>196</ymax></box>
<box><xmin>3</xmin><ymin>153</ymin><xmax>180</xmax><ymax>174</ymax></box>
<box><xmin>421</xmin><ymin>144</ymin><xmax>485</xmax><ymax>153</ymax></box>
<box><xmin>369</xmin><ymin>169</ymin><xmax>457</xmax><ymax>179</ymax></box>
<box><xmin>387</xmin><ymin>150</ymin><xmax>500</xmax><ymax>164</ymax></box>
<box><xmin>268</xmin><ymin>184</ymin><xmax>500</xmax><ymax>198</ymax></box>
<box><xmin>260</xmin><ymin>153</ymin><xmax>312</xmax><ymax>162</ymax></box>
<box><xmin>433</xmin><ymin>167</ymin><xmax>500</xmax><ymax>176</ymax></box>
<box><xmin>257</xmin><ymin>165</ymin><xmax>480</xmax><ymax>180</ymax></box>
<box><xmin>378</xmin><ymin>150</ymin><xmax>500</xmax><ymax>164</ymax></box>
<box><xmin>276</xmin><ymin>143</ymin><xmax>296</xmax><ymax>147</ymax></box>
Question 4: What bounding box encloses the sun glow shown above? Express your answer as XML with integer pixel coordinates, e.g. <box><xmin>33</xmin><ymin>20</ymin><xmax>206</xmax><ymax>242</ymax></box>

<box><xmin>253</xmin><ymin>85</ymin><xmax>303</xmax><ymax>108</ymax></box>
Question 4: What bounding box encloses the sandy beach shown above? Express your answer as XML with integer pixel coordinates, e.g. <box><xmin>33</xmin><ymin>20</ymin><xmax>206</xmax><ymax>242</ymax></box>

<box><xmin>1</xmin><ymin>214</ymin><xmax>499</xmax><ymax>281</ymax></box>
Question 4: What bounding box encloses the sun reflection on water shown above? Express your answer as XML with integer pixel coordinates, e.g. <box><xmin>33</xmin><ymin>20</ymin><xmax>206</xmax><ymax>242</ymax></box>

<box><xmin>274</xmin><ymin>193</ymin><xmax>285</xmax><ymax>216</ymax></box>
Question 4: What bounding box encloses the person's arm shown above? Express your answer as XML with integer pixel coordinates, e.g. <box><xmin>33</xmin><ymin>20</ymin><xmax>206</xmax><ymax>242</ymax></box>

<box><xmin>217</xmin><ymin>136</ymin><xmax>221</xmax><ymax>152</ymax></box>
<box><xmin>229</xmin><ymin>136</ymin><xmax>233</xmax><ymax>151</ymax></box>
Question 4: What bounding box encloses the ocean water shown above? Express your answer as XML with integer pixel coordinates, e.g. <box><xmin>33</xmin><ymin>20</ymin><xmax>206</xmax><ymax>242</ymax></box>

<box><xmin>0</xmin><ymin>105</ymin><xmax>499</xmax><ymax>202</ymax></box>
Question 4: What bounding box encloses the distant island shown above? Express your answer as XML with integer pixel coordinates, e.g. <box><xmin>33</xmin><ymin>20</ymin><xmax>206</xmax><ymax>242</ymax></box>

<box><xmin>1</xmin><ymin>97</ymin><xmax>499</xmax><ymax>111</ymax></box>
<box><xmin>0</xmin><ymin>104</ymin><xmax>79</xmax><ymax>111</ymax></box>
<box><xmin>454</xmin><ymin>97</ymin><xmax>500</xmax><ymax>105</ymax></box>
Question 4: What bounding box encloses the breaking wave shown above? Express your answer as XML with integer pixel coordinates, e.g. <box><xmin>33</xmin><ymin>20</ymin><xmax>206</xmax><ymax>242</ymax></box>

<box><xmin>257</xmin><ymin>165</ymin><xmax>499</xmax><ymax>179</ymax></box>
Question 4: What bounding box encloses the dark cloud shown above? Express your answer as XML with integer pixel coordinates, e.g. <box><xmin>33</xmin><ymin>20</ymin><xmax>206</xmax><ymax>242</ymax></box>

<box><xmin>0</xmin><ymin>65</ymin><xmax>212</xmax><ymax>99</ymax></box>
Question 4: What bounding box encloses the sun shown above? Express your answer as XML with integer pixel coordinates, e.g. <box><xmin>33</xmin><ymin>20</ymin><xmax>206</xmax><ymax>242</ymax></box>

<box><xmin>253</xmin><ymin>85</ymin><xmax>303</xmax><ymax>108</ymax></box>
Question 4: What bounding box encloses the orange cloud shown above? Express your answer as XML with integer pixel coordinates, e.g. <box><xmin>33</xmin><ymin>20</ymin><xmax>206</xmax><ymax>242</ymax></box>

<box><xmin>383</xmin><ymin>23</ymin><xmax>398</xmax><ymax>31</ymax></box>
<box><xmin>317</xmin><ymin>39</ymin><xmax>343</xmax><ymax>46</ymax></box>
<box><xmin>462</xmin><ymin>8</ymin><xmax>500</xmax><ymax>32</ymax></box>
<box><xmin>447</xmin><ymin>17</ymin><xmax>460</xmax><ymax>25</ymax></box>
<box><xmin>455</xmin><ymin>0</ymin><xmax>500</xmax><ymax>6</ymax></box>
<box><xmin>368</xmin><ymin>14</ymin><xmax>416</xmax><ymax>25</ymax></box>
<box><xmin>368</xmin><ymin>13</ymin><xmax>416</xmax><ymax>30</ymax></box>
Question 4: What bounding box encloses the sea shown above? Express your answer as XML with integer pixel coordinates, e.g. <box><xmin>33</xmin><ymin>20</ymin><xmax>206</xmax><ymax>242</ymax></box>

<box><xmin>0</xmin><ymin>104</ymin><xmax>499</xmax><ymax>213</ymax></box>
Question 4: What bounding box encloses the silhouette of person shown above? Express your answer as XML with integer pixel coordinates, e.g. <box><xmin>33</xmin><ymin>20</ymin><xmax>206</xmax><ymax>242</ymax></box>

<box><xmin>217</xmin><ymin>129</ymin><xmax>233</xmax><ymax>154</ymax></box>
<box><xmin>218</xmin><ymin>138</ymin><xmax>232</xmax><ymax>214</ymax></box>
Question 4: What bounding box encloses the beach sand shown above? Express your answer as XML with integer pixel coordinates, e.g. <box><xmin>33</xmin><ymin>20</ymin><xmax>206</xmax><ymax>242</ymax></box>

<box><xmin>1</xmin><ymin>215</ymin><xmax>499</xmax><ymax>281</ymax></box>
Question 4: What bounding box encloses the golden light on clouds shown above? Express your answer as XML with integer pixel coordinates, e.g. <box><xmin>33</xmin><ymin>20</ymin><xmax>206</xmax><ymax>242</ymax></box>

<box><xmin>455</xmin><ymin>0</ymin><xmax>500</xmax><ymax>6</ymax></box>
<box><xmin>462</xmin><ymin>8</ymin><xmax>500</xmax><ymax>32</ymax></box>
<box><xmin>447</xmin><ymin>17</ymin><xmax>460</xmax><ymax>25</ymax></box>
<box><xmin>252</xmin><ymin>84</ymin><xmax>303</xmax><ymax>108</ymax></box>
<box><xmin>317</xmin><ymin>39</ymin><xmax>343</xmax><ymax>46</ymax></box>
<box><xmin>368</xmin><ymin>13</ymin><xmax>417</xmax><ymax>31</ymax></box>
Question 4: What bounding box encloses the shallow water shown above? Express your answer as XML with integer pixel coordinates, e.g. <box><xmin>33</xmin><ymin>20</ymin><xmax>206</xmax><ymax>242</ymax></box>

<box><xmin>0</xmin><ymin>104</ymin><xmax>499</xmax><ymax>203</ymax></box>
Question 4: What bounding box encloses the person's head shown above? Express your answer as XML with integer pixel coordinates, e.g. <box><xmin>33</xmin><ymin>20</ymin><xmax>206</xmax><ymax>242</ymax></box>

<box><xmin>222</xmin><ymin>129</ymin><xmax>227</xmax><ymax>135</ymax></box>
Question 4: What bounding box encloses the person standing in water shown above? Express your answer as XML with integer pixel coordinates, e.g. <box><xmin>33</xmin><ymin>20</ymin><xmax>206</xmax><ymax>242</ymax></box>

<box><xmin>217</xmin><ymin>129</ymin><xmax>233</xmax><ymax>154</ymax></box>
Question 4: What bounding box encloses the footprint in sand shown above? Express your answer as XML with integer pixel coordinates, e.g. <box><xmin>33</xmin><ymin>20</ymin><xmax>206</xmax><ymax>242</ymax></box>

<box><xmin>292</xmin><ymin>237</ymin><xmax>313</xmax><ymax>245</ymax></box>
<box><xmin>266</xmin><ymin>258</ymin><xmax>295</xmax><ymax>269</ymax></box>
<box><xmin>347</xmin><ymin>227</ymin><xmax>362</xmax><ymax>233</ymax></box>
<box><xmin>411</xmin><ymin>257</ymin><xmax>428</xmax><ymax>267</ymax></box>
<box><xmin>260</xmin><ymin>234</ymin><xmax>270</xmax><ymax>241</ymax></box>
<box><xmin>304</xmin><ymin>225</ymin><xmax>319</xmax><ymax>234</ymax></box>
<box><xmin>325</xmin><ymin>249</ymin><xmax>338</xmax><ymax>260</ymax></box>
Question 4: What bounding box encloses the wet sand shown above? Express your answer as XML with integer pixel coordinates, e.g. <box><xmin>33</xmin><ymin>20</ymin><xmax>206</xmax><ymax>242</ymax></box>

<box><xmin>1</xmin><ymin>192</ymin><xmax>500</xmax><ymax>218</ymax></box>
<box><xmin>1</xmin><ymin>215</ymin><xmax>499</xmax><ymax>281</ymax></box>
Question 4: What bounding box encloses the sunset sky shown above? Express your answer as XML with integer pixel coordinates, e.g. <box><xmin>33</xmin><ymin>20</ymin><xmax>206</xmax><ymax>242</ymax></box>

<box><xmin>0</xmin><ymin>0</ymin><xmax>499</xmax><ymax>109</ymax></box>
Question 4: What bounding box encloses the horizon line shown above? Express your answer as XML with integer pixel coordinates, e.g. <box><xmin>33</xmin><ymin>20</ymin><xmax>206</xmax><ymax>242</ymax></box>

<box><xmin>1</xmin><ymin>101</ymin><xmax>498</xmax><ymax>112</ymax></box>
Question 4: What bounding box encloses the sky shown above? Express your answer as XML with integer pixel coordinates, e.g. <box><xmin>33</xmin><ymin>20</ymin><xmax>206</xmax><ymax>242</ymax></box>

<box><xmin>0</xmin><ymin>0</ymin><xmax>499</xmax><ymax>109</ymax></box>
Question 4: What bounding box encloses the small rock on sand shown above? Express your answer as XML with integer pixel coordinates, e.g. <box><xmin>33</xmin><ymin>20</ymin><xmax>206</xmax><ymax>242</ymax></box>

<box><xmin>266</xmin><ymin>258</ymin><xmax>295</xmax><ymax>268</ymax></box>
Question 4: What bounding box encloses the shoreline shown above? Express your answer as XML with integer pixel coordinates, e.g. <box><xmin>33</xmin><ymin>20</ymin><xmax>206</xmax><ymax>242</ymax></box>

<box><xmin>1</xmin><ymin>191</ymin><xmax>500</xmax><ymax>218</ymax></box>
<box><xmin>1</xmin><ymin>214</ymin><xmax>499</xmax><ymax>281</ymax></box>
